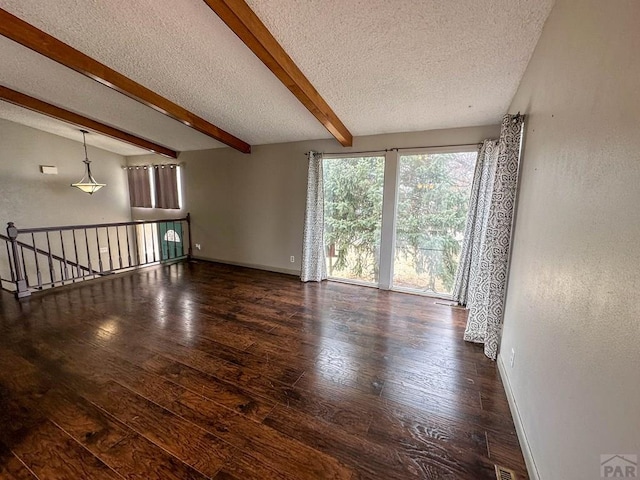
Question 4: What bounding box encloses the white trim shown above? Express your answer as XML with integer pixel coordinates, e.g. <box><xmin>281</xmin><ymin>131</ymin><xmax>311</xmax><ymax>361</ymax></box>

<box><xmin>378</xmin><ymin>149</ymin><xmax>399</xmax><ymax>290</ymax></box>
<box><xmin>497</xmin><ymin>353</ymin><xmax>540</xmax><ymax>480</ymax></box>
<box><xmin>391</xmin><ymin>148</ymin><xmax>478</xmax><ymax>295</ymax></box>
<box><xmin>322</xmin><ymin>154</ymin><xmax>386</xmax><ymax>286</ymax></box>
<box><xmin>322</xmin><ymin>147</ymin><xmax>480</xmax><ymax>293</ymax></box>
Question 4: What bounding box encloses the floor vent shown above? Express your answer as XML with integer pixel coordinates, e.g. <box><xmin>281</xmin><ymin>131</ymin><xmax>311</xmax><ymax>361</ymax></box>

<box><xmin>495</xmin><ymin>465</ymin><xmax>517</xmax><ymax>480</ymax></box>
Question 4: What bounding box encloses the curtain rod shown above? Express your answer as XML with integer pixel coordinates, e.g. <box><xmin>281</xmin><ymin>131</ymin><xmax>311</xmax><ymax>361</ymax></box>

<box><xmin>309</xmin><ymin>142</ymin><xmax>483</xmax><ymax>157</ymax></box>
<box><xmin>122</xmin><ymin>162</ymin><xmax>184</xmax><ymax>169</ymax></box>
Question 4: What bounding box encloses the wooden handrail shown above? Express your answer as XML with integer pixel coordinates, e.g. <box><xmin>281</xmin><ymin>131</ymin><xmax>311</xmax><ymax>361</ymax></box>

<box><xmin>3</xmin><ymin>215</ymin><xmax>192</xmax><ymax>299</ymax></box>
<box><xmin>14</xmin><ymin>216</ymin><xmax>189</xmax><ymax>234</ymax></box>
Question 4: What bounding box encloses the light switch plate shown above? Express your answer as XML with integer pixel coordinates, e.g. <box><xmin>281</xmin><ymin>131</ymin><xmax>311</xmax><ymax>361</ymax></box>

<box><xmin>40</xmin><ymin>165</ymin><xmax>58</xmax><ymax>175</ymax></box>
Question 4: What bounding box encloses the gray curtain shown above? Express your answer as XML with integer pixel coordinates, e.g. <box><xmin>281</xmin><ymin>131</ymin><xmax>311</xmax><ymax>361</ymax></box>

<box><xmin>301</xmin><ymin>151</ymin><xmax>327</xmax><ymax>282</ymax></box>
<box><xmin>461</xmin><ymin>114</ymin><xmax>524</xmax><ymax>360</ymax></box>
<box><xmin>452</xmin><ymin>140</ymin><xmax>499</xmax><ymax>305</ymax></box>
<box><xmin>127</xmin><ymin>166</ymin><xmax>152</xmax><ymax>208</ymax></box>
<box><xmin>154</xmin><ymin>165</ymin><xmax>180</xmax><ymax>209</ymax></box>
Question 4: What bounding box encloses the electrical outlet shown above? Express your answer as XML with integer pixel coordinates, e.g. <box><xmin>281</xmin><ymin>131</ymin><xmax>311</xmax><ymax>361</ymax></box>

<box><xmin>290</xmin><ymin>256</ymin><xmax>295</xmax><ymax>263</ymax></box>
<box><xmin>195</xmin><ymin>243</ymin><xmax>201</xmax><ymax>250</ymax></box>
<box><xmin>509</xmin><ymin>348</ymin><xmax>515</xmax><ymax>368</ymax></box>
<box><xmin>99</xmin><ymin>247</ymin><xmax>108</xmax><ymax>254</ymax></box>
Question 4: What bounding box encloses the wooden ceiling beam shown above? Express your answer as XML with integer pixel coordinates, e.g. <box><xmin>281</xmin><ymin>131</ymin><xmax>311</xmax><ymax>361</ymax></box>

<box><xmin>203</xmin><ymin>0</ymin><xmax>353</xmax><ymax>147</ymax></box>
<box><xmin>0</xmin><ymin>86</ymin><xmax>178</xmax><ymax>159</ymax></box>
<box><xmin>0</xmin><ymin>8</ymin><xmax>251</xmax><ymax>154</ymax></box>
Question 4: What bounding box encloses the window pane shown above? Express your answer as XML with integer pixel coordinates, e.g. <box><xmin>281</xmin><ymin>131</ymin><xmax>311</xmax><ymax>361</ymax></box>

<box><xmin>323</xmin><ymin>156</ymin><xmax>385</xmax><ymax>284</ymax></box>
<box><xmin>393</xmin><ymin>151</ymin><xmax>477</xmax><ymax>295</ymax></box>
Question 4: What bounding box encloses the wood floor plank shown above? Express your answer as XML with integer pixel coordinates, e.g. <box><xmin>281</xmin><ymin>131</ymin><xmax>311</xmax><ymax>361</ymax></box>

<box><xmin>294</xmin><ymin>362</ymin><xmax>385</xmax><ymax>396</ymax></box>
<box><xmin>43</xmin><ymin>389</ymin><xmax>210</xmax><ymax>480</ymax></box>
<box><xmin>0</xmin><ymin>261</ymin><xmax>528</xmax><ymax>479</ymax></box>
<box><xmin>139</xmin><ymin>347</ymin><xmax>372</xmax><ymax>435</ymax></box>
<box><xmin>264</xmin><ymin>405</ymin><xmax>420</xmax><ymax>480</ymax></box>
<box><xmin>213</xmin><ymin>450</ymin><xmax>299</xmax><ymax>480</ymax></box>
<box><xmin>381</xmin><ymin>378</ymin><xmax>517</xmax><ymax>435</ymax></box>
<box><xmin>165</xmin><ymin>389</ymin><xmax>353</xmax><ymax>480</ymax></box>
<box><xmin>90</xmin><ymin>381</ymin><xmax>236</xmax><ymax>478</ymax></box>
<box><xmin>139</xmin><ymin>352</ymin><xmax>279</xmax><ymax>420</ymax></box>
<box><xmin>0</xmin><ymin>346</ymin><xmax>210</xmax><ymax>480</ymax></box>
<box><xmin>66</xmin><ymin>343</ymin><xmax>347</xmax><ymax>480</ymax></box>
<box><xmin>367</xmin><ymin>401</ymin><xmax>489</xmax><ymax>458</ymax></box>
<box><xmin>96</xmin><ymin>315</ymin><xmax>305</xmax><ymax>386</ymax></box>
<box><xmin>0</xmin><ymin>446</ymin><xmax>38</xmax><ymax>480</ymax></box>
<box><xmin>11</xmin><ymin>419</ymin><xmax>121</xmax><ymax>480</ymax></box>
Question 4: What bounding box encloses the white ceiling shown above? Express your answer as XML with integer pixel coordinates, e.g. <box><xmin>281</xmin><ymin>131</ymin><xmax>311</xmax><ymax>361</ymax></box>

<box><xmin>0</xmin><ymin>0</ymin><xmax>554</xmax><ymax>156</ymax></box>
<box><xmin>0</xmin><ymin>101</ymin><xmax>149</xmax><ymax>156</ymax></box>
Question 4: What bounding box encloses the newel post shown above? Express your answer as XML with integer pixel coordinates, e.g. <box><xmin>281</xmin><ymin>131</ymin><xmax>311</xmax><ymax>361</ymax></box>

<box><xmin>6</xmin><ymin>222</ymin><xmax>30</xmax><ymax>299</ymax></box>
<box><xmin>186</xmin><ymin>213</ymin><xmax>193</xmax><ymax>259</ymax></box>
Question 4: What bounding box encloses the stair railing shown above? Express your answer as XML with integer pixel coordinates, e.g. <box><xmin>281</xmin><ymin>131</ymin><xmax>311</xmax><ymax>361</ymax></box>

<box><xmin>1</xmin><ymin>214</ymin><xmax>191</xmax><ymax>299</ymax></box>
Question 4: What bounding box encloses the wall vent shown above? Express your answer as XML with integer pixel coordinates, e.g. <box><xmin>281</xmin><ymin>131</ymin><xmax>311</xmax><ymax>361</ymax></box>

<box><xmin>494</xmin><ymin>465</ymin><xmax>517</xmax><ymax>480</ymax></box>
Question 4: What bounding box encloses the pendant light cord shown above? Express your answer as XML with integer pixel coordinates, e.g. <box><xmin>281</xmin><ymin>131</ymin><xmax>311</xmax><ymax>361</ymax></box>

<box><xmin>80</xmin><ymin>130</ymin><xmax>94</xmax><ymax>178</ymax></box>
<box><xmin>82</xmin><ymin>130</ymin><xmax>89</xmax><ymax>162</ymax></box>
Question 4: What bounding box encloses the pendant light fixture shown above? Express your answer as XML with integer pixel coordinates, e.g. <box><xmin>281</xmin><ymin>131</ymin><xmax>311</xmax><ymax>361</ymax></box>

<box><xmin>71</xmin><ymin>130</ymin><xmax>106</xmax><ymax>194</ymax></box>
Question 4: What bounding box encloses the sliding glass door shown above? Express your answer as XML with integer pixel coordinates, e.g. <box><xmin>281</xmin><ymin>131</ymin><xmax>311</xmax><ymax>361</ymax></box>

<box><xmin>323</xmin><ymin>156</ymin><xmax>385</xmax><ymax>284</ymax></box>
<box><xmin>322</xmin><ymin>149</ymin><xmax>476</xmax><ymax>296</ymax></box>
<box><xmin>393</xmin><ymin>151</ymin><xmax>477</xmax><ymax>295</ymax></box>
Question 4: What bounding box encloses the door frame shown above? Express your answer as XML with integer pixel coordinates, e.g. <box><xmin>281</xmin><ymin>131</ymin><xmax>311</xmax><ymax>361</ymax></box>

<box><xmin>323</xmin><ymin>145</ymin><xmax>478</xmax><ymax>298</ymax></box>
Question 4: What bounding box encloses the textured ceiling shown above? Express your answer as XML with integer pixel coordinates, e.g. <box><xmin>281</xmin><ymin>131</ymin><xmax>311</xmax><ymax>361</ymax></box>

<box><xmin>0</xmin><ymin>101</ymin><xmax>149</xmax><ymax>156</ymax></box>
<box><xmin>0</xmin><ymin>36</ymin><xmax>226</xmax><ymax>152</ymax></box>
<box><xmin>0</xmin><ymin>0</ymin><xmax>554</xmax><ymax>155</ymax></box>
<box><xmin>248</xmin><ymin>0</ymin><xmax>555</xmax><ymax>134</ymax></box>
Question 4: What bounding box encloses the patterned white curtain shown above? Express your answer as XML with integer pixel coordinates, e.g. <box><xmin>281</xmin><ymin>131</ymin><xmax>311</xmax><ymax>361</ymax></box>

<box><xmin>301</xmin><ymin>151</ymin><xmax>328</xmax><ymax>282</ymax></box>
<box><xmin>462</xmin><ymin>114</ymin><xmax>525</xmax><ymax>360</ymax></box>
<box><xmin>452</xmin><ymin>140</ymin><xmax>499</xmax><ymax>305</ymax></box>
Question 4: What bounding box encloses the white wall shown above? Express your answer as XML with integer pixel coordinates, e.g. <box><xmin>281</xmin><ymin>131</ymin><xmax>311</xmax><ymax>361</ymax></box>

<box><xmin>131</xmin><ymin>125</ymin><xmax>499</xmax><ymax>274</ymax></box>
<box><xmin>0</xmin><ymin>119</ymin><xmax>131</xmax><ymax>228</ymax></box>
<box><xmin>501</xmin><ymin>1</ymin><xmax>640</xmax><ymax>479</ymax></box>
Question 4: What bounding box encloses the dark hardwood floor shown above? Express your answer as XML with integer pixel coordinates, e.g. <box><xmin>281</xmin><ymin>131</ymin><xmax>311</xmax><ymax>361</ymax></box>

<box><xmin>0</xmin><ymin>261</ymin><xmax>527</xmax><ymax>479</ymax></box>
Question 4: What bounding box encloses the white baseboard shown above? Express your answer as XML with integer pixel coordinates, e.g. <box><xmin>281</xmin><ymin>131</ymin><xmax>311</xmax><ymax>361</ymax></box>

<box><xmin>191</xmin><ymin>256</ymin><xmax>300</xmax><ymax>277</ymax></box>
<box><xmin>497</xmin><ymin>353</ymin><xmax>540</xmax><ymax>480</ymax></box>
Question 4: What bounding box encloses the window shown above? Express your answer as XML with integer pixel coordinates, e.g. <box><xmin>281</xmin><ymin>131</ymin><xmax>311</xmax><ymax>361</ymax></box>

<box><xmin>393</xmin><ymin>151</ymin><xmax>477</xmax><ymax>295</ymax></box>
<box><xmin>323</xmin><ymin>155</ymin><xmax>385</xmax><ymax>284</ymax></box>
<box><xmin>321</xmin><ymin>148</ymin><xmax>477</xmax><ymax>298</ymax></box>
<box><xmin>126</xmin><ymin>164</ymin><xmax>182</xmax><ymax>209</ymax></box>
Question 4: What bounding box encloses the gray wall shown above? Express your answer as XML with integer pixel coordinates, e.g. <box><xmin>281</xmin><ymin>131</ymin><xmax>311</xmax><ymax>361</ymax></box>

<box><xmin>501</xmin><ymin>1</ymin><xmax>640</xmax><ymax>479</ymax></box>
<box><xmin>0</xmin><ymin>119</ymin><xmax>131</xmax><ymax>228</ymax></box>
<box><xmin>129</xmin><ymin>125</ymin><xmax>499</xmax><ymax>274</ymax></box>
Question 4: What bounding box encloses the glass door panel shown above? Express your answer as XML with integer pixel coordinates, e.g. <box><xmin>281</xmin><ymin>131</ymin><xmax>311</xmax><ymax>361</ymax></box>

<box><xmin>323</xmin><ymin>156</ymin><xmax>385</xmax><ymax>284</ymax></box>
<box><xmin>393</xmin><ymin>151</ymin><xmax>477</xmax><ymax>295</ymax></box>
